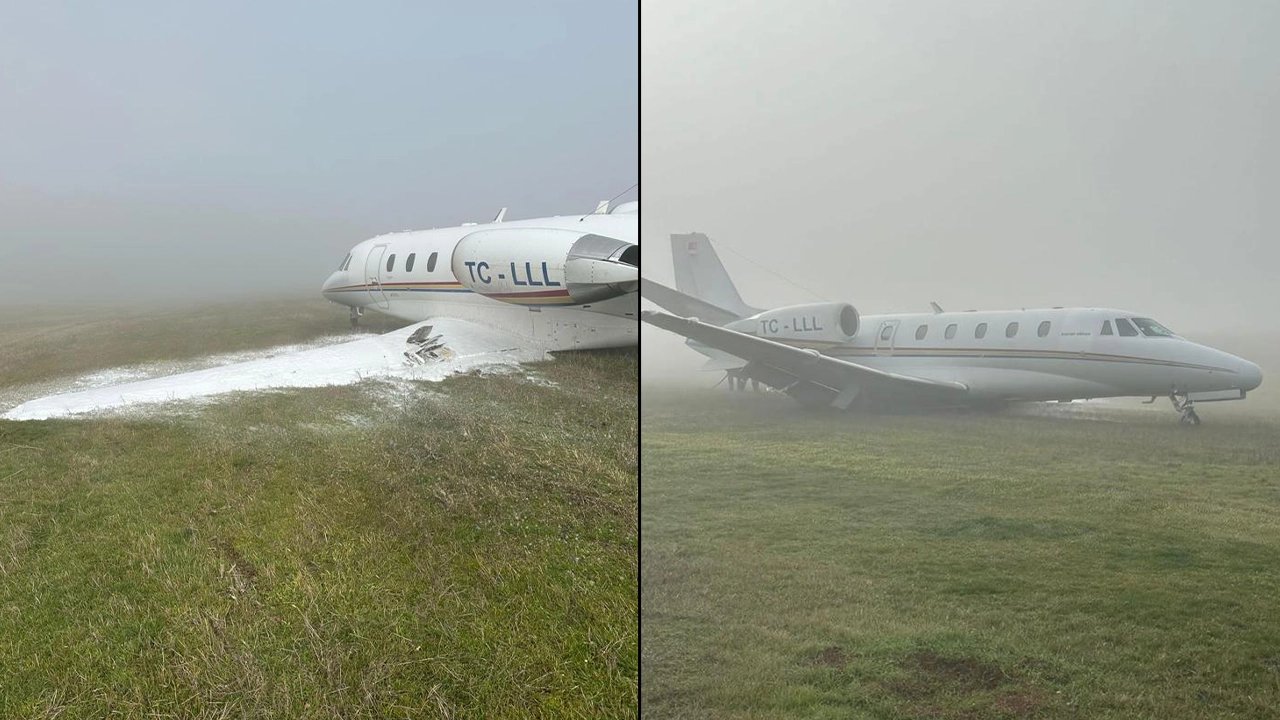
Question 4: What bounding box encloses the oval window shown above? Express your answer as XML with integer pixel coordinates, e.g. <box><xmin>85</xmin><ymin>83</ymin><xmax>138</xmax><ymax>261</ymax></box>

<box><xmin>975</xmin><ymin>322</ymin><xmax>988</xmax><ymax>339</ymax></box>
<box><xmin>915</xmin><ymin>324</ymin><xmax>928</xmax><ymax>340</ymax></box>
<box><xmin>427</xmin><ymin>251</ymin><xmax>439</xmax><ymax>272</ymax></box>
<box><xmin>386</xmin><ymin>254</ymin><xmax>396</xmax><ymax>272</ymax></box>
<box><xmin>1038</xmin><ymin>320</ymin><xmax>1051</xmax><ymax>337</ymax></box>
<box><xmin>1006</xmin><ymin>321</ymin><xmax>1019</xmax><ymax>338</ymax></box>
<box><xmin>405</xmin><ymin>253</ymin><xmax>416</xmax><ymax>272</ymax></box>
<box><xmin>945</xmin><ymin>323</ymin><xmax>957</xmax><ymax>340</ymax></box>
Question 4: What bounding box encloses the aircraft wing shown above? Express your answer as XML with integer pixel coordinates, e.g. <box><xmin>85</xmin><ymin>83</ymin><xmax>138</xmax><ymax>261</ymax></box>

<box><xmin>3</xmin><ymin>319</ymin><xmax>548</xmax><ymax>421</ymax></box>
<box><xmin>642</xmin><ymin>310</ymin><xmax>967</xmax><ymax>408</ymax></box>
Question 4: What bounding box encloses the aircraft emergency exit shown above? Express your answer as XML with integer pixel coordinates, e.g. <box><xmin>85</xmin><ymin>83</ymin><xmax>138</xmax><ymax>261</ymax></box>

<box><xmin>643</xmin><ymin>233</ymin><xmax>1261</xmax><ymax>425</ymax></box>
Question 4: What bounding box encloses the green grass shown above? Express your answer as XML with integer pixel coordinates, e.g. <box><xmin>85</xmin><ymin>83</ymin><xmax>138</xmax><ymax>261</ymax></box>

<box><xmin>641</xmin><ymin>387</ymin><xmax>1280</xmax><ymax>719</ymax></box>
<box><xmin>0</xmin><ymin>299</ymin><xmax>637</xmax><ymax>718</ymax></box>
<box><xmin>0</xmin><ymin>297</ymin><xmax>405</xmax><ymax>389</ymax></box>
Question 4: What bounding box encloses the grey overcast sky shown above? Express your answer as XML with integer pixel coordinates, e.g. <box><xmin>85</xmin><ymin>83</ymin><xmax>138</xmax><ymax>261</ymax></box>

<box><xmin>642</xmin><ymin>0</ymin><xmax>1280</xmax><ymax>374</ymax></box>
<box><xmin>0</xmin><ymin>1</ymin><xmax>637</xmax><ymax>304</ymax></box>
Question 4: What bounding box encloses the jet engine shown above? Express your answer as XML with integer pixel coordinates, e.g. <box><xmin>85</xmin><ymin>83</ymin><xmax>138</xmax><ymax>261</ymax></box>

<box><xmin>451</xmin><ymin>228</ymin><xmax>638</xmax><ymax>306</ymax></box>
<box><xmin>727</xmin><ymin>302</ymin><xmax>859</xmax><ymax>343</ymax></box>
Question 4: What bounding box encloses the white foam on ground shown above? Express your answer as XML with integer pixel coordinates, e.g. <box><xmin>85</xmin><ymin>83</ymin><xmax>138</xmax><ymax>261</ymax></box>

<box><xmin>2</xmin><ymin>320</ymin><xmax>549</xmax><ymax>421</ymax></box>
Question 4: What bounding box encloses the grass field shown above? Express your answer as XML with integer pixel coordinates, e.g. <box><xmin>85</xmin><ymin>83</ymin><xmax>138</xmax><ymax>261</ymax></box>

<box><xmin>641</xmin><ymin>387</ymin><xmax>1280</xmax><ymax>719</ymax></box>
<box><xmin>0</xmin><ymin>298</ymin><xmax>637</xmax><ymax>718</ymax></box>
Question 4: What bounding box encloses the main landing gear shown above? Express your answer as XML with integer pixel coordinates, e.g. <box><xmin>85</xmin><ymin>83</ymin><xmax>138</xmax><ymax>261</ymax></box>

<box><xmin>720</xmin><ymin>370</ymin><xmax>760</xmax><ymax>392</ymax></box>
<box><xmin>1170</xmin><ymin>391</ymin><xmax>1200</xmax><ymax>426</ymax></box>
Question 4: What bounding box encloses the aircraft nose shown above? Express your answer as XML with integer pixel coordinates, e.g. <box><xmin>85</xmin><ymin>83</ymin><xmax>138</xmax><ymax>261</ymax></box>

<box><xmin>321</xmin><ymin>271</ymin><xmax>346</xmax><ymax>299</ymax></box>
<box><xmin>1239</xmin><ymin>358</ymin><xmax>1263</xmax><ymax>391</ymax></box>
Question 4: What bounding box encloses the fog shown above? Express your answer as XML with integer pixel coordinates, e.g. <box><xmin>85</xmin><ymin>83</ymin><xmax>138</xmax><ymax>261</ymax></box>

<box><xmin>0</xmin><ymin>2</ymin><xmax>637</xmax><ymax>306</ymax></box>
<box><xmin>641</xmin><ymin>1</ymin><xmax>1280</xmax><ymax>381</ymax></box>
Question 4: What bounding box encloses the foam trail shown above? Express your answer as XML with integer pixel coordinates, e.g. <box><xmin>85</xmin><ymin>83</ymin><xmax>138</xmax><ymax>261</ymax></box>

<box><xmin>3</xmin><ymin>320</ymin><xmax>548</xmax><ymax>421</ymax></box>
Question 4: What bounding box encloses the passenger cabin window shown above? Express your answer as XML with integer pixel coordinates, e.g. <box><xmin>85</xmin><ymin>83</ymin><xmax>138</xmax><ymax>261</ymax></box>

<box><xmin>1116</xmin><ymin>318</ymin><xmax>1139</xmax><ymax>337</ymax></box>
<box><xmin>427</xmin><ymin>251</ymin><xmax>439</xmax><ymax>272</ymax></box>
<box><xmin>945</xmin><ymin>323</ymin><xmax>957</xmax><ymax>340</ymax></box>
<box><xmin>1133</xmin><ymin>317</ymin><xmax>1175</xmax><ymax>337</ymax></box>
<box><xmin>1006</xmin><ymin>321</ymin><xmax>1019</xmax><ymax>338</ymax></box>
<box><xmin>405</xmin><ymin>253</ymin><xmax>416</xmax><ymax>272</ymax></box>
<box><xmin>1101</xmin><ymin>320</ymin><xmax>1113</xmax><ymax>335</ymax></box>
<box><xmin>975</xmin><ymin>322</ymin><xmax>988</xmax><ymax>339</ymax></box>
<box><xmin>880</xmin><ymin>325</ymin><xmax>893</xmax><ymax>341</ymax></box>
<box><xmin>386</xmin><ymin>254</ymin><xmax>396</xmax><ymax>272</ymax></box>
<box><xmin>915</xmin><ymin>324</ymin><xmax>928</xmax><ymax>340</ymax></box>
<box><xmin>1038</xmin><ymin>321</ymin><xmax>1051</xmax><ymax>338</ymax></box>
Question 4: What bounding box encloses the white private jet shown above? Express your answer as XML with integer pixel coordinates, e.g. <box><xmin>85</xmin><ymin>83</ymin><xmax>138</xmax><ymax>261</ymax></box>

<box><xmin>643</xmin><ymin>233</ymin><xmax>1261</xmax><ymax>425</ymax></box>
<box><xmin>3</xmin><ymin>202</ymin><xmax>637</xmax><ymax>421</ymax></box>
<box><xmin>323</xmin><ymin>201</ymin><xmax>638</xmax><ymax>350</ymax></box>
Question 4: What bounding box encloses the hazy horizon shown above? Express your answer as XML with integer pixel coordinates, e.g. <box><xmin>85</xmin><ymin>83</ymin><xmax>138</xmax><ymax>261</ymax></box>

<box><xmin>0</xmin><ymin>2</ymin><xmax>637</xmax><ymax>304</ymax></box>
<box><xmin>641</xmin><ymin>1</ymin><xmax>1279</xmax><ymax>380</ymax></box>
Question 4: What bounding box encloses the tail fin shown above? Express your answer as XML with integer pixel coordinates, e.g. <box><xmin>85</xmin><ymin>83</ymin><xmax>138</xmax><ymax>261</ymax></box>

<box><xmin>670</xmin><ymin>233</ymin><xmax>758</xmax><ymax>318</ymax></box>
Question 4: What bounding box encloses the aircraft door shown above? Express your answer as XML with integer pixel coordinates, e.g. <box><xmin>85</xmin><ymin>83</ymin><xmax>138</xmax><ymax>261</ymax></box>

<box><xmin>874</xmin><ymin>320</ymin><xmax>899</xmax><ymax>356</ymax></box>
<box><xmin>365</xmin><ymin>244</ymin><xmax>390</xmax><ymax>309</ymax></box>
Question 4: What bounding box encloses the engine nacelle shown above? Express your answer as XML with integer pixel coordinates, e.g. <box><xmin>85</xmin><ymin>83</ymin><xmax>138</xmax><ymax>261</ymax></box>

<box><xmin>728</xmin><ymin>302</ymin><xmax>859</xmax><ymax>343</ymax></box>
<box><xmin>451</xmin><ymin>228</ymin><xmax>638</xmax><ymax>306</ymax></box>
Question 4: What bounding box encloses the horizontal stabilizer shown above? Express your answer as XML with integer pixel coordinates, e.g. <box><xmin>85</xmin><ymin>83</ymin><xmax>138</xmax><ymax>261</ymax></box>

<box><xmin>641</xmin><ymin>279</ymin><xmax>743</xmax><ymax>326</ymax></box>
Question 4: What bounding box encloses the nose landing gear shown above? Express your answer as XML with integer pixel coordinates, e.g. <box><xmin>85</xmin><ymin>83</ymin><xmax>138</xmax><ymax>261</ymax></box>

<box><xmin>1170</xmin><ymin>391</ymin><xmax>1200</xmax><ymax>426</ymax></box>
<box><xmin>350</xmin><ymin>306</ymin><xmax>364</xmax><ymax>329</ymax></box>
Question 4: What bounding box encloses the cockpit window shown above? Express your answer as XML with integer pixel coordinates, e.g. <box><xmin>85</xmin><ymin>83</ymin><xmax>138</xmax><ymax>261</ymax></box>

<box><xmin>1101</xmin><ymin>320</ymin><xmax>1113</xmax><ymax>335</ymax></box>
<box><xmin>338</xmin><ymin>254</ymin><xmax>351</xmax><ymax>271</ymax></box>
<box><xmin>1133</xmin><ymin>318</ymin><xmax>1175</xmax><ymax>337</ymax></box>
<box><xmin>1115</xmin><ymin>318</ymin><xmax>1139</xmax><ymax>337</ymax></box>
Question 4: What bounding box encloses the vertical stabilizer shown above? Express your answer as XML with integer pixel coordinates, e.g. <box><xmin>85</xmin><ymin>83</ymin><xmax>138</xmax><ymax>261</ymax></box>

<box><xmin>670</xmin><ymin>233</ymin><xmax>758</xmax><ymax>318</ymax></box>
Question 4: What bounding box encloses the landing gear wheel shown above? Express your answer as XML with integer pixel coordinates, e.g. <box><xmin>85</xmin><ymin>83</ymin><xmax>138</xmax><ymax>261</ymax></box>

<box><xmin>350</xmin><ymin>306</ymin><xmax>363</xmax><ymax>329</ymax></box>
<box><xmin>1169</xmin><ymin>391</ymin><xmax>1201</xmax><ymax>426</ymax></box>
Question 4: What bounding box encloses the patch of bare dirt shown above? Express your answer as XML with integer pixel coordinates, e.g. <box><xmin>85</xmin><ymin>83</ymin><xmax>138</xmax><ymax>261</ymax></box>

<box><xmin>215</xmin><ymin>537</ymin><xmax>259</xmax><ymax>584</ymax></box>
<box><xmin>908</xmin><ymin>650</ymin><xmax>1006</xmax><ymax>691</ymax></box>
<box><xmin>811</xmin><ymin>645</ymin><xmax>849</xmax><ymax>668</ymax></box>
<box><xmin>886</xmin><ymin>651</ymin><xmax>1051</xmax><ymax>719</ymax></box>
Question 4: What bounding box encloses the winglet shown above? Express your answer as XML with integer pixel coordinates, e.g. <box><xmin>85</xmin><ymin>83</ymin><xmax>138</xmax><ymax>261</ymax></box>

<box><xmin>492</xmin><ymin>207</ymin><xmax>507</xmax><ymax>223</ymax></box>
<box><xmin>593</xmin><ymin>200</ymin><xmax>610</xmax><ymax>214</ymax></box>
<box><xmin>930</xmin><ymin>301</ymin><xmax>944</xmax><ymax>314</ymax></box>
